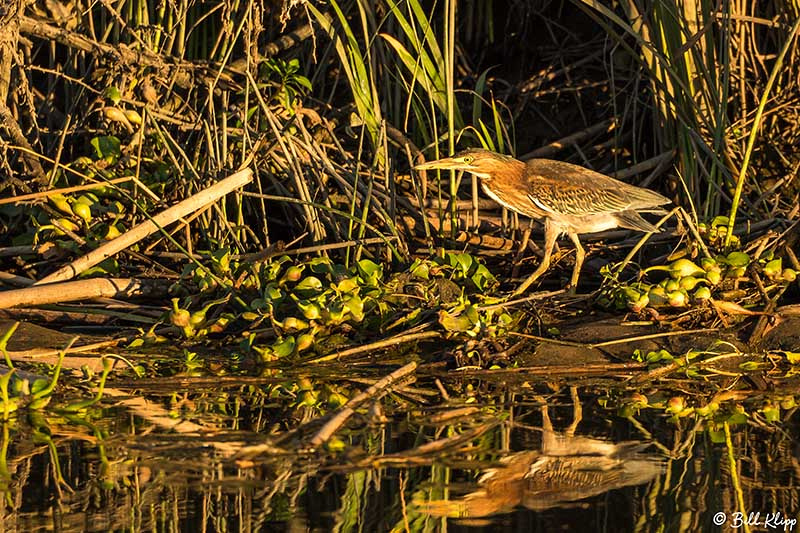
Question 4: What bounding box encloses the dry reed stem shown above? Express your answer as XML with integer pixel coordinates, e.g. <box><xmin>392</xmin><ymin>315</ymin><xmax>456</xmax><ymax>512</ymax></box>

<box><xmin>0</xmin><ymin>177</ymin><xmax>135</xmax><ymax>205</ymax></box>
<box><xmin>508</xmin><ymin>327</ymin><xmax>720</xmax><ymax>350</ymax></box>
<box><xmin>306</xmin><ymin>330</ymin><xmax>441</xmax><ymax>364</ymax></box>
<box><xmin>0</xmin><ymin>271</ymin><xmax>35</xmax><ymax>286</ymax></box>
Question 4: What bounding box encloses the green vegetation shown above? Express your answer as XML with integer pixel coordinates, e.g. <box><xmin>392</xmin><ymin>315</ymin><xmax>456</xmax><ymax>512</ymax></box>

<box><xmin>0</xmin><ymin>0</ymin><xmax>799</xmax><ymax>527</ymax></box>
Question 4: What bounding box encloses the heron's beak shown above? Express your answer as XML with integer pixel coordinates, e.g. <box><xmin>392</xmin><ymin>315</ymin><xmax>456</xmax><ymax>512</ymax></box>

<box><xmin>414</xmin><ymin>157</ymin><xmax>469</xmax><ymax>171</ymax></box>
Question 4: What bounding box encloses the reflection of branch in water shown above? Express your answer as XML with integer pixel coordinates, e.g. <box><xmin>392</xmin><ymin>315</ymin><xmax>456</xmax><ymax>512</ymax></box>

<box><xmin>419</xmin><ymin>387</ymin><xmax>664</xmax><ymax>518</ymax></box>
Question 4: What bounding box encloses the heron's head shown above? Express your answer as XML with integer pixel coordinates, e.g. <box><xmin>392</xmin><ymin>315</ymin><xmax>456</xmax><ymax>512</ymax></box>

<box><xmin>414</xmin><ymin>148</ymin><xmax>519</xmax><ymax>181</ymax></box>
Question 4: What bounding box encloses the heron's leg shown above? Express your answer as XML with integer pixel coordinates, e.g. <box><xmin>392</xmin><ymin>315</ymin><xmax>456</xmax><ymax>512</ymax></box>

<box><xmin>567</xmin><ymin>232</ymin><xmax>585</xmax><ymax>295</ymax></box>
<box><xmin>511</xmin><ymin>219</ymin><xmax>534</xmax><ymax>278</ymax></box>
<box><xmin>565</xmin><ymin>386</ymin><xmax>582</xmax><ymax>437</ymax></box>
<box><xmin>513</xmin><ymin>218</ymin><xmax>557</xmax><ymax>295</ymax></box>
<box><xmin>535</xmin><ymin>395</ymin><xmax>557</xmax><ymax>452</ymax></box>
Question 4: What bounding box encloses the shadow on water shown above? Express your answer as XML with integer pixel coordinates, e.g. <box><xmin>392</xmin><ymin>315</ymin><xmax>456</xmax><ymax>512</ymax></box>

<box><xmin>1</xmin><ymin>351</ymin><xmax>799</xmax><ymax>533</ymax></box>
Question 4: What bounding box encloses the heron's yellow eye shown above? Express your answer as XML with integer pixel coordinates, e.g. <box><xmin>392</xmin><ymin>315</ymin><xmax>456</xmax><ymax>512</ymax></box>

<box><xmin>463</xmin><ymin>156</ymin><xmax>474</xmax><ymax>164</ymax></box>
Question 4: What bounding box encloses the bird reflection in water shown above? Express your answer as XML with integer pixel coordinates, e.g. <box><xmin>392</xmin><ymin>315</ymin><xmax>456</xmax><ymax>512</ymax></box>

<box><xmin>418</xmin><ymin>387</ymin><xmax>663</xmax><ymax>520</ymax></box>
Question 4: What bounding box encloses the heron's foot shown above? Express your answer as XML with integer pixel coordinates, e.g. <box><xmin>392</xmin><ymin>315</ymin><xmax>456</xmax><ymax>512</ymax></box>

<box><xmin>565</xmin><ymin>275</ymin><xmax>582</xmax><ymax>295</ymax></box>
<box><xmin>566</xmin><ymin>264</ymin><xmax>584</xmax><ymax>296</ymax></box>
<box><xmin>513</xmin><ymin>222</ymin><xmax>556</xmax><ymax>297</ymax></box>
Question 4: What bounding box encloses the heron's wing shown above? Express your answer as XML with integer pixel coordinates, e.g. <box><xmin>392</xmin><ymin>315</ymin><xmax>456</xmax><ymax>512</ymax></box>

<box><xmin>524</xmin><ymin>159</ymin><xmax>669</xmax><ymax>216</ymax></box>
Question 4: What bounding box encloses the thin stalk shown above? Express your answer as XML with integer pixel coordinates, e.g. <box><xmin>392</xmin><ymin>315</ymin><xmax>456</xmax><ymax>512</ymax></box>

<box><xmin>346</xmin><ymin>128</ymin><xmax>367</xmax><ymax>267</ymax></box>
<box><xmin>723</xmin><ymin>422</ymin><xmax>750</xmax><ymax>533</ymax></box>
<box><xmin>724</xmin><ymin>16</ymin><xmax>800</xmax><ymax>248</ymax></box>
<box><xmin>446</xmin><ymin>0</ymin><xmax>457</xmax><ymax>238</ymax></box>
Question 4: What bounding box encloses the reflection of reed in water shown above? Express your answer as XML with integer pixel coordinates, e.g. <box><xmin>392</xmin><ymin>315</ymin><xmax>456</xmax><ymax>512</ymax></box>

<box><xmin>420</xmin><ymin>387</ymin><xmax>663</xmax><ymax>518</ymax></box>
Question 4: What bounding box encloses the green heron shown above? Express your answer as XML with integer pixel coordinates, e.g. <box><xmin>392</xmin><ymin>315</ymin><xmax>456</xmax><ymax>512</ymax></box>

<box><xmin>414</xmin><ymin>148</ymin><xmax>670</xmax><ymax>294</ymax></box>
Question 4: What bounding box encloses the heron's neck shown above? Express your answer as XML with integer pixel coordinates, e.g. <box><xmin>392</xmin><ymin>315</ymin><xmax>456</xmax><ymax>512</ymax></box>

<box><xmin>484</xmin><ymin>158</ymin><xmax>526</xmax><ymax>185</ymax></box>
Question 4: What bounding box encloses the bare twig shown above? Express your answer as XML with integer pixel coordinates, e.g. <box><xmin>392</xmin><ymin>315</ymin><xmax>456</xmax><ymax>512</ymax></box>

<box><xmin>520</xmin><ymin>118</ymin><xmax>617</xmax><ymax>160</ymax></box>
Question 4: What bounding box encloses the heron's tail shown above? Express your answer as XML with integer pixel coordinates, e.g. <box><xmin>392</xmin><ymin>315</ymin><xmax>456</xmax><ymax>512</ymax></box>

<box><xmin>614</xmin><ymin>210</ymin><xmax>662</xmax><ymax>233</ymax></box>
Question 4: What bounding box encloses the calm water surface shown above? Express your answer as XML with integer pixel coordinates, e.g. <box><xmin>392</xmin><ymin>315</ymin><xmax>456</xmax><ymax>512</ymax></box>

<box><xmin>2</xmin><ymin>351</ymin><xmax>799</xmax><ymax>532</ymax></box>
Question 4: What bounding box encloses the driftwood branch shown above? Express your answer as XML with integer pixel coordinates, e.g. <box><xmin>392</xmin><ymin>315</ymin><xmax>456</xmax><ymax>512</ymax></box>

<box><xmin>34</xmin><ymin>167</ymin><xmax>253</xmax><ymax>285</ymax></box>
<box><xmin>19</xmin><ymin>15</ymin><xmax>198</xmax><ymax>89</ymax></box>
<box><xmin>308</xmin><ymin>362</ymin><xmax>418</xmax><ymax>448</ymax></box>
<box><xmin>19</xmin><ymin>14</ymin><xmax>314</xmax><ymax>90</ymax></box>
<box><xmin>0</xmin><ymin>277</ymin><xmax>169</xmax><ymax>308</ymax></box>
